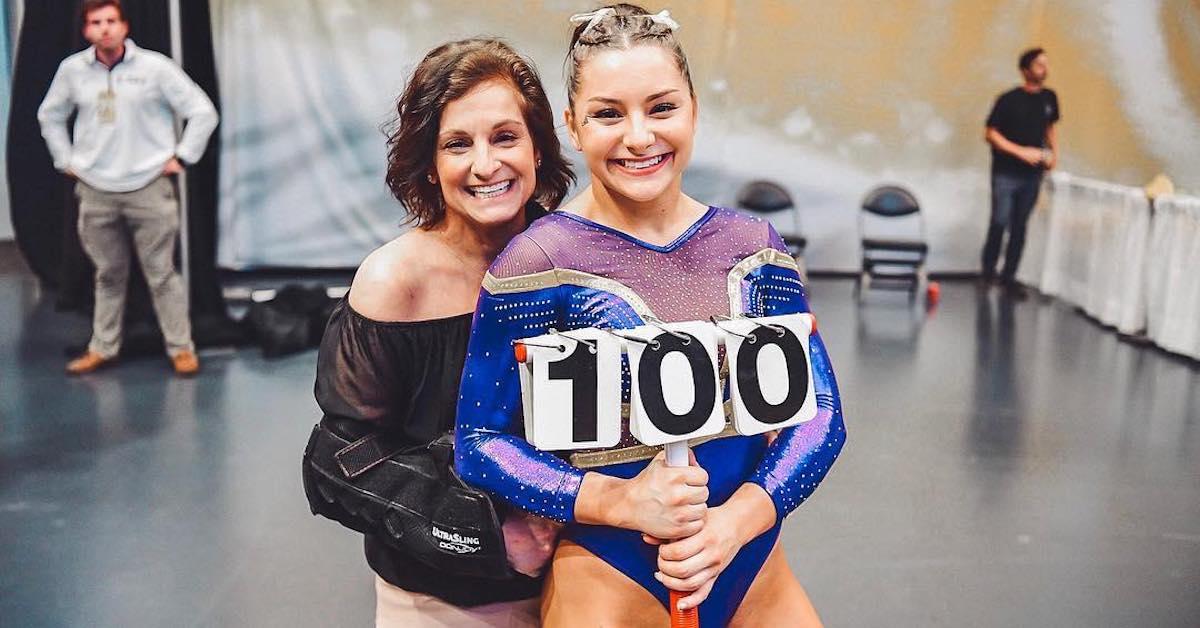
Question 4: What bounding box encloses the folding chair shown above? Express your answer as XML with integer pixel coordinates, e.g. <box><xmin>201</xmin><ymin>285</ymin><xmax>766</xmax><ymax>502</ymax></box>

<box><xmin>736</xmin><ymin>180</ymin><xmax>806</xmax><ymax>272</ymax></box>
<box><xmin>856</xmin><ymin>185</ymin><xmax>930</xmax><ymax>303</ymax></box>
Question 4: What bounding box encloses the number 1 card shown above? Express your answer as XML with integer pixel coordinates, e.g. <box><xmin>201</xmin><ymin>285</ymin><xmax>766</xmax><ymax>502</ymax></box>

<box><xmin>517</xmin><ymin>328</ymin><xmax>622</xmax><ymax>451</ymax></box>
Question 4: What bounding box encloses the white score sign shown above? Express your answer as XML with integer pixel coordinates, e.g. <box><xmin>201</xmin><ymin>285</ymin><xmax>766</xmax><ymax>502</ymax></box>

<box><xmin>514</xmin><ymin>314</ymin><xmax>818</xmax><ymax>451</ymax></box>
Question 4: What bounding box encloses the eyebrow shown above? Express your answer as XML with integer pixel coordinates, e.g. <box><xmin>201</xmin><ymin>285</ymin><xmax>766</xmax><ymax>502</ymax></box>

<box><xmin>587</xmin><ymin>89</ymin><xmax>680</xmax><ymax>105</ymax></box>
<box><xmin>437</xmin><ymin>119</ymin><xmax>525</xmax><ymax>139</ymax></box>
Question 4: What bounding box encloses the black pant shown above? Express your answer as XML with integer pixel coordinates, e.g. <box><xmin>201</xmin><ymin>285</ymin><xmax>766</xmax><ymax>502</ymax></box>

<box><xmin>981</xmin><ymin>171</ymin><xmax>1042</xmax><ymax>281</ymax></box>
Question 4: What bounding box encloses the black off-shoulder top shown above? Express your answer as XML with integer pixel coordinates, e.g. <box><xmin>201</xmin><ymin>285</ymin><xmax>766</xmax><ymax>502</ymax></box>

<box><xmin>314</xmin><ymin>299</ymin><xmax>542</xmax><ymax>606</ymax></box>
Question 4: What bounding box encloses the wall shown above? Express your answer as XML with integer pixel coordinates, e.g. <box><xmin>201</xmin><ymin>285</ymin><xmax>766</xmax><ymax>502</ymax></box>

<box><xmin>211</xmin><ymin>0</ymin><xmax>1200</xmax><ymax>271</ymax></box>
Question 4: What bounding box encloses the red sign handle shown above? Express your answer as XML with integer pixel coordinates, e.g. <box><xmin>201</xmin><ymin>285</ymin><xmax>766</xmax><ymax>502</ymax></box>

<box><xmin>664</xmin><ymin>442</ymin><xmax>699</xmax><ymax>628</ymax></box>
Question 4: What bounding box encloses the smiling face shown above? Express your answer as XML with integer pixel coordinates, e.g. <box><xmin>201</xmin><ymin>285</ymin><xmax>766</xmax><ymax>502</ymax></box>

<box><xmin>83</xmin><ymin>5</ymin><xmax>128</xmax><ymax>55</ymax></box>
<box><xmin>434</xmin><ymin>79</ymin><xmax>539</xmax><ymax>229</ymax></box>
<box><xmin>566</xmin><ymin>45</ymin><xmax>697</xmax><ymax>205</ymax></box>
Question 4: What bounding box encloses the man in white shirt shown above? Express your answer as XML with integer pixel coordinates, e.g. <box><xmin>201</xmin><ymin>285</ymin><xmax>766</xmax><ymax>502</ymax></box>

<box><xmin>38</xmin><ymin>0</ymin><xmax>218</xmax><ymax>375</ymax></box>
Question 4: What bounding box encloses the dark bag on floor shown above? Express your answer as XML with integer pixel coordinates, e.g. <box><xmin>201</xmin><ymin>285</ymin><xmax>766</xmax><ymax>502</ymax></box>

<box><xmin>246</xmin><ymin>285</ymin><xmax>337</xmax><ymax>358</ymax></box>
<box><xmin>302</xmin><ymin>417</ymin><xmax>514</xmax><ymax>580</ymax></box>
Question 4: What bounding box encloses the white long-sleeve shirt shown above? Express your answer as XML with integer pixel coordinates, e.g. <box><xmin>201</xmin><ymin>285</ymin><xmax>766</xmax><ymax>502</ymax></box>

<box><xmin>37</xmin><ymin>39</ymin><xmax>218</xmax><ymax>192</ymax></box>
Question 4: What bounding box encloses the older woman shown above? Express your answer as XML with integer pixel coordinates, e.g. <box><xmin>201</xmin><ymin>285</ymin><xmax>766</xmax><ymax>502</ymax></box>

<box><xmin>306</xmin><ymin>38</ymin><xmax>573</xmax><ymax>627</ymax></box>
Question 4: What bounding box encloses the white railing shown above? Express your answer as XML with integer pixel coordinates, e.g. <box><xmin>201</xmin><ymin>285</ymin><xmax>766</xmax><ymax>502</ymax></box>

<box><xmin>1018</xmin><ymin>172</ymin><xmax>1199</xmax><ymax>361</ymax></box>
<box><xmin>1144</xmin><ymin>194</ymin><xmax>1200</xmax><ymax>359</ymax></box>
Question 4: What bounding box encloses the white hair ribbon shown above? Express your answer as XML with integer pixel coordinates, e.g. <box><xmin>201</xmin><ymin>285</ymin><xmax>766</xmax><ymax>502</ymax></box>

<box><xmin>569</xmin><ymin>8</ymin><xmax>681</xmax><ymax>41</ymax></box>
<box><xmin>568</xmin><ymin>7</ymin><xmax>616</xmax><ymax>39</ymax></box>
<box><xmin>646</xmin><ymin>10</ymin><xmax>680</xmax><ymax>31</ymax></box>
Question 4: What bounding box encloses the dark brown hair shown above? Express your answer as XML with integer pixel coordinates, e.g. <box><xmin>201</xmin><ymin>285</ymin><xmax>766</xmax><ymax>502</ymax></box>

<box><xmin>385</xmin><ymin>38</ymin><xmax>574</xmax><ymax>228</ymax></box>
<box><xmin>81</xmin><ymin>0</ymin><xmax>126</xmax><ymax>29</ymax></box>
<box><xmin>565</xmin><ymin>3</ymin><xmax>694</xmax><ymax>109</ymax></box>
<box><xmin>1019</xmin><ymin>47</ymin><xmax>1045</xmax><ymax>71</ymax></box>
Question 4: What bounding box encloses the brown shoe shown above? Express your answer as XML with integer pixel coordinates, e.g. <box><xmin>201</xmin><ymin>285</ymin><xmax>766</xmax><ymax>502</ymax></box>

<box><xmin>66</xmin><ymin>351</ymin><xmax>113</xmax><ymax>375</ymax></box>
<box><xmin>172</xmin><ymin>350</ymin><xmax>200</xmax><ymax>376</ymax></box>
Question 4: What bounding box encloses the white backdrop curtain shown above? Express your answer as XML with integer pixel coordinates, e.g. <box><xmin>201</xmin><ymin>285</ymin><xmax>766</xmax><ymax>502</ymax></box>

<box><xmin>206</xmin><ymin>3</ymin><xmax>1200</xmax><ymax>276</ymax></box>
<box><xmin>210</xmin><ymin>1</ymin><xmax>415</xmax><ymax>269</ymax></box>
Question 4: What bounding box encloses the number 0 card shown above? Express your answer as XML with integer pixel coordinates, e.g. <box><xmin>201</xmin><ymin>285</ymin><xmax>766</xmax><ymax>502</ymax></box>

<box><xmin>626</xmin><ymin>321</ymin><xmax>725</xmax><ymax>447</ymax></box>
<box><xmin>722</xmin><ymin>313</ymin><xmax>818</xmax><ymax>436</ymax></box>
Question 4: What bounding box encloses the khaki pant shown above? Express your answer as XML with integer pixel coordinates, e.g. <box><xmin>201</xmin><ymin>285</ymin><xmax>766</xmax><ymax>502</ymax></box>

<box><xmin>374</xmin><ymin>576</ymin><xmax>539</xmax><ymax>628</ymax></box>
<box><xmin>76</xmin><ymin>177</ymin><xmax>193</xmax><ymax>358</ymax></box>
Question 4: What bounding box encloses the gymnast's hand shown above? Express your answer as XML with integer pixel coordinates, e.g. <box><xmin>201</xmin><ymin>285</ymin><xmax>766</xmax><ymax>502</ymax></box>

<box><xmin>575</xmin><ymin>451</ymin><xmax>707</xmax><ymax>538</ymax></box>
<box><xmin>647</xmin><ymin>504</ymin><xmax>739</xmax><ymax>609</ymax></box>
<box><xmin>648</xmin><ymin>483</ymin><xmax>778</xmax><ymax>610</ymax></box>
<box><xmin>616</xmin><ymin>450</ymin><xmax>709</xmax><ymax>539</ymax></box>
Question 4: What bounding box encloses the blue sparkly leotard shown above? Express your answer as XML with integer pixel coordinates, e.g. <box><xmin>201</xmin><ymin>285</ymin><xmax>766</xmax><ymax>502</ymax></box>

<box><xmin>455</xmin><ymin>207</ymin><xmax>845</xmax><ymax>627</ymax></box>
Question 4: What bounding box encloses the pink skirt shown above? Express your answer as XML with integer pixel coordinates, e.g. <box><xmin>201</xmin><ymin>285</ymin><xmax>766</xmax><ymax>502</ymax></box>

<box><xmin>374</xmin><ymin>576</ymin><xmax>540</xmax><ymax>627</ymax></box>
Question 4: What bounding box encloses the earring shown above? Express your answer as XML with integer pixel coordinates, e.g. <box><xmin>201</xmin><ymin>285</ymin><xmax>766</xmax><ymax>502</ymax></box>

<box><xmin>427</xmin><ymin>174</ymin><xmax>436</xmax><ymax>184</ymax></box>
<box><xmin>536</xmin><ymin>158</ymin><xmax>542</xmax><ymax>168</ymax></box>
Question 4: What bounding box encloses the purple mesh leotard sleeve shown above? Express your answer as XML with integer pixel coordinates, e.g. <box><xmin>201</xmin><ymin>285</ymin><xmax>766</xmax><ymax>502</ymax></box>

<box><xmin>454</xmin><ymin>234</ymin><xmax>586</xmax><ymax>524</ymax></box>
<box><xmin>745</xmin><ymin>225</ymin><xmax>847</xmax><ymax>521</ymax></box>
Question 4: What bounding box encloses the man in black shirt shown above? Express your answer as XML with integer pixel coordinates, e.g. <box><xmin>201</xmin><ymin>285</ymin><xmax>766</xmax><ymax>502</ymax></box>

<box><xmin>981</xmin><ymin>47</ymin><xmax>1060</xmax><ymax>299</ymax></box>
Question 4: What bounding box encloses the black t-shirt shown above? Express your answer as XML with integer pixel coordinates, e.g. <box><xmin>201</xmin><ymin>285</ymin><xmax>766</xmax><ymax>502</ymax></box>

<box><xmin>986</xmin><ymin>87</ymin><xmax>1060</xmax><ymax>176</ymax></box>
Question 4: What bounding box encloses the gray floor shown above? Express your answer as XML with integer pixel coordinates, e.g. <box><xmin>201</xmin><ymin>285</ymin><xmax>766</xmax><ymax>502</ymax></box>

<box><xmin>1</xmin><ymin>256</ymin><xmax>1197</xmax><ymax>627</ymax></box>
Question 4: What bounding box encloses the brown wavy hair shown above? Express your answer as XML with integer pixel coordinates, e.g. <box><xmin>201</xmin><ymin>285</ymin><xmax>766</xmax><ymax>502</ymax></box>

<box><xmin>385</xmin><ymin>38</ymin><xmax>575</xmax><ymax>228</ymax></box>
